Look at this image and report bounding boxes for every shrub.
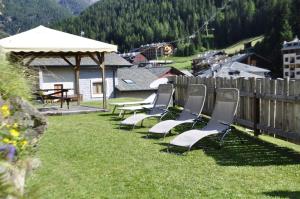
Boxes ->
[0,54,33,100]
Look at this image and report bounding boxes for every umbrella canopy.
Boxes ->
[0,26,117,53]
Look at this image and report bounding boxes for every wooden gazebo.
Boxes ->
[0,26,118,109]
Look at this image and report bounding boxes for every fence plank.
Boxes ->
[275,79,284,130]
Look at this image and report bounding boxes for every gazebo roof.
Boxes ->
[0,26,117,53]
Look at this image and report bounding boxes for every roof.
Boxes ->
[180,70,194,77]
[147,66,171,77]
[116,68,158,91]
[230,53,272,64]
[282,36,300,50]
[196,50,225,60]
[223,62,270,73]
[0,26,117,53]
[28,53,132,67]
[216,68,265,79]
[197,61,269,78]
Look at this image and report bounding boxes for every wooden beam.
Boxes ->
[96,52,106,109]
[61,56,75,68]
[87,52,101,65]
[75,54,81,105]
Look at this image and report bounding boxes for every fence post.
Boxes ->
[253,79,261,137]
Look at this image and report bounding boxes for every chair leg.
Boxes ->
[219,129,231,148]
[122,110,127,119]
[112,106,117,114]
[167,144,171,153]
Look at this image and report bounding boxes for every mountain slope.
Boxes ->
[57,0,100,15]
[54,0,275,51]
[0,0,72,34]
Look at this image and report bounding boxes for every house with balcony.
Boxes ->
[282,37,300,79]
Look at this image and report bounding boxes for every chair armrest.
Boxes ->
[218,120,230,126]
[218,120,236,130]
[191,112,199,117]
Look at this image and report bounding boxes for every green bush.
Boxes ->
[0,54,33,100]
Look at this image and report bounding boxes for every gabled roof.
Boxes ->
[146,65,185,77]
[230,53,272,64]
[222,62,270,73]
[116,68,158,91]
[216,68,264,79]
[197,61,269,78]
[0,26,117,53]
[147,66,171,77]
[28,53,132,67]
[180,70,193,77]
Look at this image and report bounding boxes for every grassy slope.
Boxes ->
[26,102,300,198]
[160,55,197,70]
[224,35,264,55]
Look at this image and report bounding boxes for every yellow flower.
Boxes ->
[12,123,18,129]
[1,105,9,111]
[1,105,10,118]
[6,124,11,128]
[9,129,20,137]
[21,140,28,149]
[3,138,10,144]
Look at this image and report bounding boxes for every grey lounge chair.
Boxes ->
[110,93,156,114]
[118,104,154,118]
[148,84,207,138]
[120,84,174,129]
[169,88,239,152]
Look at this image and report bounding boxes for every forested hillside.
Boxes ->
[53,0,273,51]
[0,0,72,35]
[54,0,300,76]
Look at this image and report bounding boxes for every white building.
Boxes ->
[282,37,300,79]
[29,53,132,101]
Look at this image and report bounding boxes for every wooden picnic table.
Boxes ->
[34,88,72,109]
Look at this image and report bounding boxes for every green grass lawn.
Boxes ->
[26,102,300,198]
[224,35,264,55]
[160,55,197,70]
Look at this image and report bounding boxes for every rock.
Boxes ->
[9,96,48,140]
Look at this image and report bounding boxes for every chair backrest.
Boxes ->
[177,84,207,121]
[149,84,174,115]
[205,88,239,132]
[143,93,157,104]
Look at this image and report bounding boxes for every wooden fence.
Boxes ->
[169,76,300,144]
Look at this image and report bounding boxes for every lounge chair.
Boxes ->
[120,84,174,129]
[118,104,154,118]
[148,84,207,138]
[168,88,239,152]
[110,93,156,114]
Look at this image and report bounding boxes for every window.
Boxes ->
[297,56,300,60]
[285,72,289,77]
[297,71,300,75]
[123,79,135,84]
[284,65,289,69]
[285,57,289,62]
[93,82,102,94]
[291,72,295,78]
[90,79,103,98]
[290,57,295,63]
